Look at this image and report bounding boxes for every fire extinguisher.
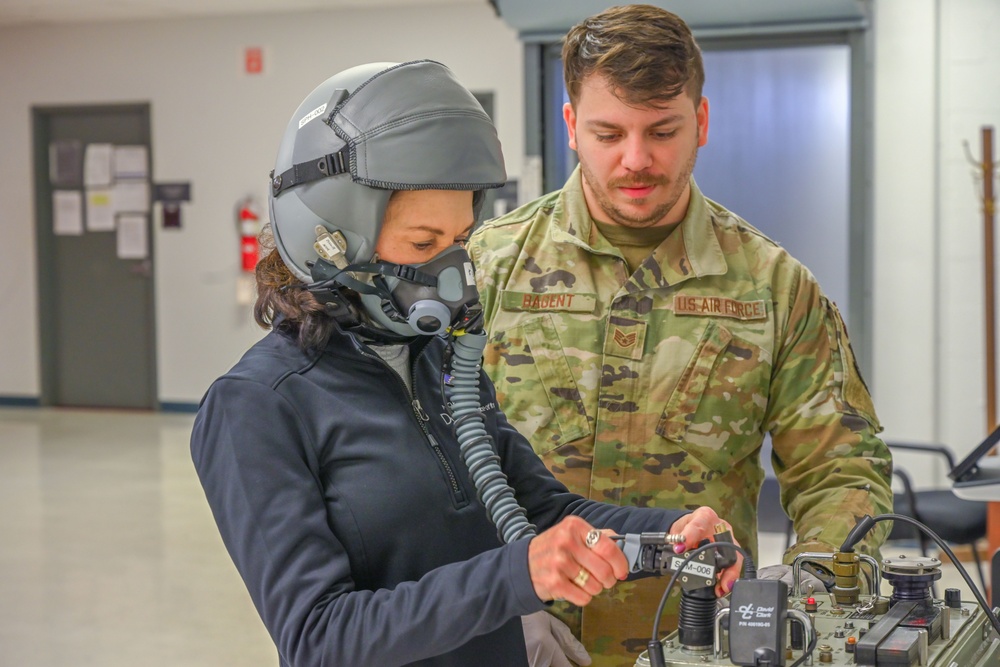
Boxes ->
[238,196,261,272]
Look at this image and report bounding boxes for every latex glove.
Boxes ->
[757,564,827,596]
[521,610,592,667]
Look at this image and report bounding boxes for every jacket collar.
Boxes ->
[550,166,728,286]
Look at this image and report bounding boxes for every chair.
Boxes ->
[886,441,989,593]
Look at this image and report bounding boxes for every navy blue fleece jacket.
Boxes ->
[191,325,687,666]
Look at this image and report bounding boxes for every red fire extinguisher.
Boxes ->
[238,197,260,272]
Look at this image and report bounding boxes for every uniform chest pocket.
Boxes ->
[485,314,591,455]
[656,320,771,473]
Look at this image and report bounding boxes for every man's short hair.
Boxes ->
[562,4,705,108]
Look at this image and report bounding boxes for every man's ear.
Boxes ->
[563,102,578,151]
[697,96,710,148]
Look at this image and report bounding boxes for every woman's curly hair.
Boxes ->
[253,224,338,351]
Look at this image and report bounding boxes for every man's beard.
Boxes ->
[580,146,698,228]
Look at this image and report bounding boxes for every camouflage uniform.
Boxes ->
[467,168,892,667]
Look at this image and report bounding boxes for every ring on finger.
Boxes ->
[573,567,590,588]
[584,529,601,549]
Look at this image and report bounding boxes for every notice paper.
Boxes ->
[86,188,115,231]
[49,140,83,187]
[83,143,113,187]
[113,145,149,180]
[53,190,84,235]
[114,180,149,213]
[117,214,148,259]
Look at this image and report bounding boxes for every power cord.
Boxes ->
[841,513,1000,637]
[787,626,817,667]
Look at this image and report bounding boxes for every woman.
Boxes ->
[191,60,740,667]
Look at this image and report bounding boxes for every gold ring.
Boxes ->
[585,529,601,548]
[573,567,590,588]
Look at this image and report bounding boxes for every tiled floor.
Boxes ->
[0,407,991,666]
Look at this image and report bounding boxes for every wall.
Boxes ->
[0,3,523,405]
[872,0,1000,479]
[3,0,1000,488]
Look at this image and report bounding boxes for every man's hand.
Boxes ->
[521,610,592,667]
[527,515,629,606]
[669,506,744,597]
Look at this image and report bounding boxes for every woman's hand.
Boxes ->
[527,515,627,606]
[527,508,743,604]
[669,506,744,597]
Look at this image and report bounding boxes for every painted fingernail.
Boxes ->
[727,580,735,592]
[673,543,686,554]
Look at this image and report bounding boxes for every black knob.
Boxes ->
[945,588,962,609]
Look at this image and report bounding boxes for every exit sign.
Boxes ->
[245,47,264,75]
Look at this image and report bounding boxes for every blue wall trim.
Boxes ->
[160,402,200,414]
[0,396,41,407]
[0,397,200,412]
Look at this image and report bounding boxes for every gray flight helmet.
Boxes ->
[269,60,507,283]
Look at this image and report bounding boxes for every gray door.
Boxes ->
[33,104,157,409]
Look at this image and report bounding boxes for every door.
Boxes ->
[33,104,157,409]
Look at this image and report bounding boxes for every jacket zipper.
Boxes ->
[409,350,466,503]
[357,344,465,503]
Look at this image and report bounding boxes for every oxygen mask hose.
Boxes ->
[447,331,536,543]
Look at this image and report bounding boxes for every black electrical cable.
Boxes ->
[736,619,817,667]
[845,513,1000,636]
[788,626,817,667]
[647,541,753,667]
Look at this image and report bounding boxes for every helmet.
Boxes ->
[269,60,507,284]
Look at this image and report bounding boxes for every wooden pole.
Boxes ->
[985,126,997,435]
[981,127,1000,578]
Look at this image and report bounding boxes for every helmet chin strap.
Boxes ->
[304,243,482,338]
[357,292,427,338]
[338,260,440,334]
[302,256,439,338]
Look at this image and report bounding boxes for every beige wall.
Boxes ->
[0,3,523,403]
[872,0,1000,478]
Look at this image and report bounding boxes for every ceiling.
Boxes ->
[0,0,481,27]
[0,0,869,31]
[493,0,869,39]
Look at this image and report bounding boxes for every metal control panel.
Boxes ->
[635,554,1000,667]
[638,597,999,666]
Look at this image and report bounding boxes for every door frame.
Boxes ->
[32,102,158,408]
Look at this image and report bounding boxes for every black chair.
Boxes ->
[886,441,989,593]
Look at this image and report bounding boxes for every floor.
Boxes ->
[0,408,275,667]
[0,407,988,667]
